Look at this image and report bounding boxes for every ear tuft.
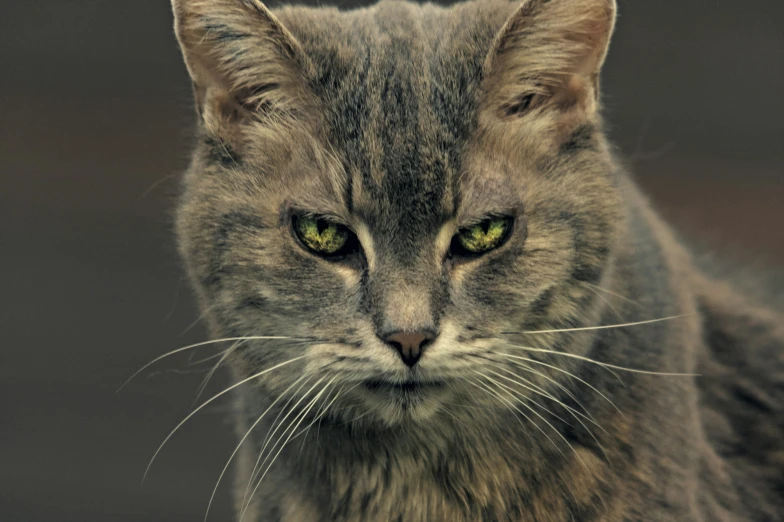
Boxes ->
[171,0,314,132]
[483,0,616,119]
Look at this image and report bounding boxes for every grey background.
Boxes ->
[1,1,781,520]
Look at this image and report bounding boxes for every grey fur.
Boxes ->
[170,0,784,520]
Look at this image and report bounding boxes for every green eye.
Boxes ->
[293,215,355,256]
[452,217,513,256]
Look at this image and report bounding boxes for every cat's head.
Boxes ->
[174,0,621,427]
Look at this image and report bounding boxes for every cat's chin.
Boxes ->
[358,379,451,426]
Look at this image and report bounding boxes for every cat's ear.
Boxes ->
[171,0,313,134]
[482,0,616,120]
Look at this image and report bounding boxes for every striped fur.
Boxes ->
[171,1,784,520]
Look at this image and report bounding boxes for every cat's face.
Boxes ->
[175,0,620,427]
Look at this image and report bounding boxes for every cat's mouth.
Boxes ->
[360,379,451,421]
[363,379,445,394]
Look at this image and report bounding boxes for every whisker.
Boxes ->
[345,409,374,425]
[219,140,242,169]
[203,373,311,522]
[163,276,184,322]
[299,382,360,453]
[441,401,488,411]
[484,366,608,459]
[179,304,219,337]
[139,173,176,200]
[477,372,598,482]
[314,383,359,449]
[118,336,307,392]
[440,407,472,430]
[142,355,307,483]
[498,351,625,414]
[582,281,642,308]
[481,370,574,429]
[583,284,623,320]
[467,378,545,449]
[187,348,233,367]
[486,366,603,432]
[501,336,627,388]
[326,404,362,421]
[241,375,314,509]
[503,343,699,377]
[475,354,585,409]
[193,340,244,404]
[241,378,335,521]
[499,357,602,424]
[501,314,690,336]
[296,384,349,455]
[144,368,210,379]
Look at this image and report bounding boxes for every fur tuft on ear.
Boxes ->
[172,0,314,135]
[482,0,616,119]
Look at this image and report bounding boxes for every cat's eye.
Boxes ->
[500,93,539,118]
[450,217,513,258]
[292,215,358,258]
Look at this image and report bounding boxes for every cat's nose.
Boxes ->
[382,331,435,367]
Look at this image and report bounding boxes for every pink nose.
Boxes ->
[383,331,434,367]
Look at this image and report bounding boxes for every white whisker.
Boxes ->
[296,384,348,455]
[468,378,543,447]
[440,407,472,430]
[179,304,219,337]
[118,336,306,392]
[187,348,234,367]
[242,377,327,514]
[500,357,601,425]
[314,383,359,449]
[142,355,307,483]
[477,372,598,480]
[487,366,603,432]
[498,351,625,414]
[582,281,642,308]
[193,340,244,404]
[503,343,698,377]
[241,375,314,509]
[485,367,608,460]
[506,314,690,336]
[483,368,575,427]
[203,373,311,522]
[479,372,575,440]
[583,284,623,320]
[241,377,336,521]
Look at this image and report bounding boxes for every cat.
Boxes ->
[168,0,784,520]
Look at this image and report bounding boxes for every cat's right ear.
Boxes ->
[171,0,314,137]
[481,0,616,122]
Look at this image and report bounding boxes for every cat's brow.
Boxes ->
[455,171,523,223]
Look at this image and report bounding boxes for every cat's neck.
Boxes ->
[237,394,617,521]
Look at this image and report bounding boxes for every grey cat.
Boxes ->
[169,0,784,520]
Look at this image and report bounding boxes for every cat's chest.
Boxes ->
[281,458,478,522]
[277,444,613,522]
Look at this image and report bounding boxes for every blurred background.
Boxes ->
[0,1,781,520]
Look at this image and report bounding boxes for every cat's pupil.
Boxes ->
[316,219,329,235]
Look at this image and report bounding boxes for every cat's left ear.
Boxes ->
[482,0,616,120]
[171,0,314,136]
